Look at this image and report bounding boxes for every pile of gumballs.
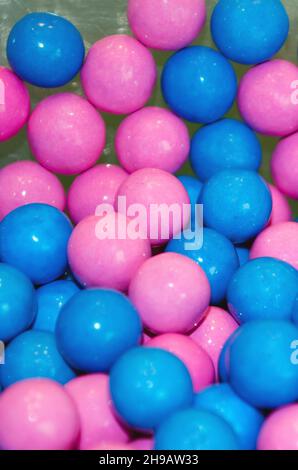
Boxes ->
[0,0,297,451]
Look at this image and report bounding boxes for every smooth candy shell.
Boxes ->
[268,184,292,225]
[271,132,298,200]
[258,405,298,450]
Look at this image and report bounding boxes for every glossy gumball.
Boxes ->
[7,12,85,88]
[177,175,203,226]
[258,405,298,450]
[268,184,292,225]
[235,247,249,267]
[271,132,298,200]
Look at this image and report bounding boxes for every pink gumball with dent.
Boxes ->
[271,132,298,200]
[268,184,292,226]
[0,67,30,141]
[0,378,80,450]
[115,106,190,173]
[128,0,206,50]
[0,160,66,221]
[68,164,128,224]
[68,212,151,290]
[238,60,298,137]
[146,333,214,392]
[28,93,106,175]
[129,252,210,334]
[258,404,298,450]
[132,438,154,451]
[65,374,129,450]
[81,35,157,115]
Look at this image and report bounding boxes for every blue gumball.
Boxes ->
[177,175,202,227]
[211,0,289,65]
[0,203,72,285]
[235,246,250,267]
[161,46,237,124]
[110,347,194,431]
[7,12,85,88]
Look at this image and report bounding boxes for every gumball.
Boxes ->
[68,212,151,290]
[90,442,136,451]
[218,329,239,383]
[132,438,154,451]
[238,60,298,136]
[56,289,142,372]
[161,46,237,124]
[190,119,262,182]
[271,132,298,200]
[28,93,106,175]
[177,175,203,226]
[0,204,72,285]
[65,374,129,450]
[257,404,298,450]
[115,107,190,174]
[211,0,289,65]
[33,280,80,333]
[0,263,37,343]
[110,347,193,431]
[67,164,128,224]
[127,0,206,50]
[268,184,292,225]
[81,35,156,115]
[235,247,249,267]
[195,384,264,450]
[7,12,84,88]
[129,252,210,334]
[0,378,80,450]
[200,170,272,244]
[0,67,30,141]
[155,408,239,450]
[0,330,75,389]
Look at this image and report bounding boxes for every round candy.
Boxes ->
[268,184,292,225]
[0,330,75,389]
[132,438,154,451]
[65,374,129,450]
[161,46,237,124]
[115,106,190,174]
[177,175,203,226]
[211,0,289,65]
[129,252,210,334]
[0,203,73,285]
[235,246,249,267]
[200,170,272,244]
[127,0,206,50]
[0,263,37,343]
[238,59,298,136]
[0,66,30,141]
[190,118,262,182]
[195,384,264,450]
[89,442,136,451]
[257,404,298,450]
[56,289,142,372]
[68,212,151,290]
[110,347,193,431]
[81,34,156,115]
[7,12,85,88]
[67,164,128,224]
[271,132,298,200]
[0,378,80,450]
[28,93,106,175]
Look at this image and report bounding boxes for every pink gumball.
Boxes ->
[146,333,214,392]
[132,438,154,451]
[68,164,128,224]
[271,132,298,200]
[0,160,66,221]
[28,93,106,175]
[65,374,129,450]
[250,221,298,270]
[268,184,292,226]
[0,66,30,141]
[127,0,206,50]
[90,442,136,451]
[68,212,151,290]
[129,252,210,334]
[115,106,190,173]
[238,60,298,137]
[0,378,80,450]
[81,35,157,115]
[258,404,298,450]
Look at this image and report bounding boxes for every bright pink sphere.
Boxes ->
[115,106,190,173]
[0,67,30,141]
[28,93,106,175]
[238,60,298,137]
[129,252,211,334]
[0,378,80,450]
[68,212,151,290]
[250,222,298,270]
[258,405,298,450]
[81,35,157,115]
[65,374,129,450]
[89,442,136,450]
[0,160,66,221]
[271,132,298,200]
[127,0,206,50]
[132,438,154,450]
[67,164,128,224]
[268,184,292,226]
